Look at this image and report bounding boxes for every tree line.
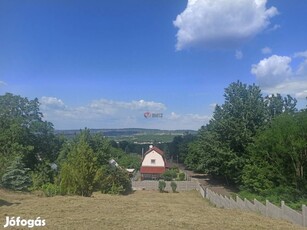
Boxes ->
[180,81,307,207]
[0,93,139,196]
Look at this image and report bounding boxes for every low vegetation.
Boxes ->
[0,189,304,230]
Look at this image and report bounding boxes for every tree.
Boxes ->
[59,137,100,197]
[0,93,61,175]
[265,94,297,119]
[1,155,31,191]
[242,110,307,194]
[185,81,268,184]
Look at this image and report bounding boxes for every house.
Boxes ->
[140,145,167,180]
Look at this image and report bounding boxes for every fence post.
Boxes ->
[266,200,269,217]
[281,201,285,219]
[303,204,306,227]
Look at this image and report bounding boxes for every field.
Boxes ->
[0,189,305,230]
[55,128,197,143]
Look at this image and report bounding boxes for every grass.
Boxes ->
[0,189,305,230]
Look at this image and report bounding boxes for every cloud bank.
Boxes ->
[39,97,210,130]
[251,52,307,99]
[173,0,278,50]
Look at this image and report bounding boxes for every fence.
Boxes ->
[198,185,307,228]
[132,180,197,192]
[133,180,307,227]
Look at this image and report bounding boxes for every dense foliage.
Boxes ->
[0,93,136,196]
[183,81,306,205]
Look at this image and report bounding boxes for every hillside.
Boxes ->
[0,189,304,230]
[55,128,197,143]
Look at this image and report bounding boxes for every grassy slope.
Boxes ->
[0,189,304,230]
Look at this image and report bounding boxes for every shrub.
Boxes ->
[161,170,177,181]
[99,167,132,195]
[171,166,179,173]
[170,181,177,193]
[59,139,100,197]
[158,180,166,193]
[41,183,61,197]
[178,172,185,181]
[30,162,55,191]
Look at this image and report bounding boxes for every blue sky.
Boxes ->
[1,0,307,130]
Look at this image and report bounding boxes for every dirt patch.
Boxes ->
[173,163,237,197]
[0,189,304,230]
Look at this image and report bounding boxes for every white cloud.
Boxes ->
[90,99,166,112]
[267,24,281,32]
[251,55,292,87]
[261,47,272,54]
[0,81,7,87]
[235,50,243,60]
[294,50,307,58]
[168,112,181,120]
[40,96,65,109]
[39,97,169,129]
[163,112,211,130]
[251,53,307,99]
[39,97,210,130]
[173,0,278,50]
[209,103,217,109]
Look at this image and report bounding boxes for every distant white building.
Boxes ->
[140,145,168,180]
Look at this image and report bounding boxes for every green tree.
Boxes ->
[1,155,31,191]
[59,137,99,197]
[185,81,268,184]
[242,110,307,194]
[265,94,297,119]
[0,93,61,175]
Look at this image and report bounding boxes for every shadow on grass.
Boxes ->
[0,199,20,207]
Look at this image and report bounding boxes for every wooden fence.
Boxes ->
[197,184,307,228]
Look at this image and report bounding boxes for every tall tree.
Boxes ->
[265,94,297,119]
[242,110,307,194]
[0,93,61,174]
[185,81,268,184]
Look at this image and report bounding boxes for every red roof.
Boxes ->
[140,166,166,174]
[144,146,164,156]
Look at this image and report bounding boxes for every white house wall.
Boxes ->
[142,150,165,167]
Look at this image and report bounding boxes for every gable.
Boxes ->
[142,150,165,167]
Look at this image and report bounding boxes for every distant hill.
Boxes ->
[55,128,197,143]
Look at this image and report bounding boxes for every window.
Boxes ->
[151,159,156,164]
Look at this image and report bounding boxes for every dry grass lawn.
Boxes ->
[0,189,305,230]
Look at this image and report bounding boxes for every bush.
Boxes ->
[41,183,61,197]
[59,139,100,197]
[30,162,55,191]
[170,181,177,193]
[178,172,185,181]
[171,166,179,173]
[99,167,132,195]
[161,170,177,181]
[158,180,166,193]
